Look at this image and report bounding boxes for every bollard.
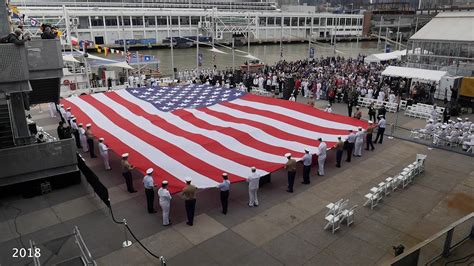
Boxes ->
[122,218,132,248]
[160,256,166,266]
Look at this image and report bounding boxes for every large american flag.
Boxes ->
[63,84,367,193]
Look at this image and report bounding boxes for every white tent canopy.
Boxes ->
[381,66,447,82]
[364,50,406,64]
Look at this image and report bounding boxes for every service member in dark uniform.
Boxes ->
[216,173,230,214]
[183,177,197,226]
[85,124,97,158]
[143,168,156,213]
[301,148,312,184]
[365,121,375,151]
[121,153,137,193]
[335,136,344,168]
[284,153,297,193]
[345,130,356,162]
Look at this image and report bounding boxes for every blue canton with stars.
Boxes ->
[126,84,246,112]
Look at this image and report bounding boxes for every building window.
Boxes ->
[284,17,290,26]
[327,18,333,26]
[191,16,200,25]
[313,18,319,25]
[132,16,143,26]
[180,16,189,26]
[171,16,178,26]
[145,16,155,26]
[105,16,117,26]
[268,17,274,25]
[276,17,281,26]
[91,16,104,27]
[157,16,167,26]
[291,17,297,26]
[123,17,131,26]
[259,17,266,26]
[299,17,305,26]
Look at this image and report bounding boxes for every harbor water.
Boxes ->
[107,41,382,76]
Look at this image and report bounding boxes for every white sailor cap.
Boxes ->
[448,120,453,123]
[162,180,168,185]
[465,118,469,121]
[327,103,331,107]
[285,153,292,157]
[185,177,192,182]
[441,125,447,129]
[251,166,256,171]
[66,107,71,110]
[368,120,373,124]
[457,117,462,121]
[121,153,129,158]
[304,148,310,152]
[428,119,434,122]
[358,126,362,130]
[59,104,64,107]
[99,137,104,141]
[86,123,92,127]
[78,123,83,126]
[71,115,75,118]
[71,117,76,121]
[146,168,154,174]
[222,173,228,177]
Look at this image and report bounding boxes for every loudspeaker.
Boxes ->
[283,77,295,100]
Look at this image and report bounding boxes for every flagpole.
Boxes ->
[121,14,129,81]
[82,44,91,89]
[171,36,175,80]
[279,11,283,61]
[247,30,250,73]
[196,28,199,70]
[232,37,235,72]
[63,5,78,91]
[137,50,141,78]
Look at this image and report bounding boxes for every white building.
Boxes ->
[14,1,364,46]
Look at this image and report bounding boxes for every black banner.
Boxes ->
[76,153,110,207]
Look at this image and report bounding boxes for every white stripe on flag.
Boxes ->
[92,93,271,177]
[67,96,220,188]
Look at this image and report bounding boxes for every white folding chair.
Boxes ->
[324,214,341,234]
[325,199,343,216]
[364,188,382,209]
[340,205,358,227]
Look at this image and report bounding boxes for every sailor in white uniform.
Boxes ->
[158,180,172,226]
[316,138,327,176]
[247,167,260,207]
[354,127,364,157]
[98,137,111,170]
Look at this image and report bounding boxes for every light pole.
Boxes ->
[232,37,235,72]
[279,11,283,61]
[247,30,250,73]
[170,36,175,80]
[196,28,199,70]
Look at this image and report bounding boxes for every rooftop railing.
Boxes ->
[390,213,474,266]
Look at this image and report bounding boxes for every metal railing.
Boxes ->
[390,213,474,266]
[0,138,77,185]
